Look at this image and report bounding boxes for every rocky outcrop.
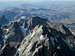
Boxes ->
[24,16,48,30]
[16,22,75,56]
[0,21,24,56]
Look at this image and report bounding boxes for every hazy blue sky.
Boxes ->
[0,0,74,9]
[0,0,74,2]
[0,0,48,2]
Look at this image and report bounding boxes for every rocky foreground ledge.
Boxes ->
[0,16,75,56]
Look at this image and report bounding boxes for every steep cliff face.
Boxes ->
[0,28,4,48]
[2,21,24,44]
[0,21,24,56]
[16,21,75,56]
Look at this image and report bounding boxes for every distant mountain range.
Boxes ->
[0,5,75,26]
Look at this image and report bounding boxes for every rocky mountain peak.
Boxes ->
[0,16,75,56]
[16,20,75,56]
[26,16,48,30]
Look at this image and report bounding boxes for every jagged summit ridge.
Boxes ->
[16,22,75,56]
[0,16,75,56]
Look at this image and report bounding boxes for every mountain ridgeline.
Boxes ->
[0,16,75,56]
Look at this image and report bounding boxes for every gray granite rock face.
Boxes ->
[16,23,75,56]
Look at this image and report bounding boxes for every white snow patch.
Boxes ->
[57,46,60,49]
[4,35,8,39]
[18,48,21,52]
[4,29,9,33]
[40,35,45,40]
